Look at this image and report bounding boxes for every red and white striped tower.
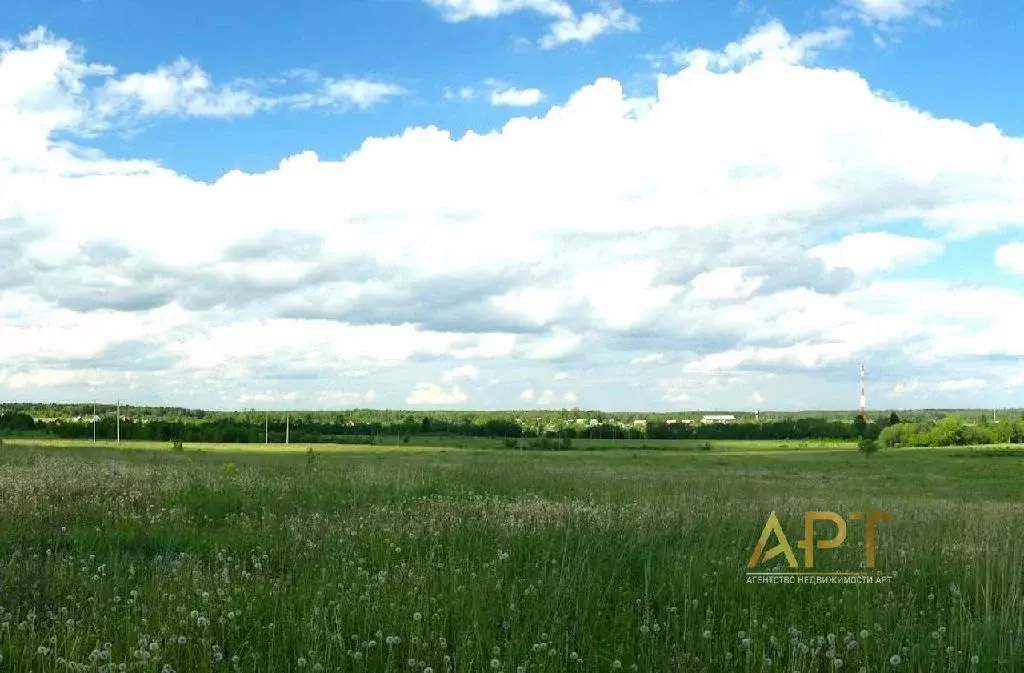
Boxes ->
[859,362,867,421]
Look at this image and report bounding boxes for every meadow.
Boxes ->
[0,441,1021,672]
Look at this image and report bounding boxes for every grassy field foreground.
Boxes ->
[0,444,1022,672]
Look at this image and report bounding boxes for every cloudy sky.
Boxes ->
[1,0,1023,411]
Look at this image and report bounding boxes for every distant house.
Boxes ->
[701,414,736,424]
[632,419,647,426]
[589,419,599,427]
[666,419,694,425]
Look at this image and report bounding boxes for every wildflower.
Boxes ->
[742,638,751,647]
[414,612,423,622]
[703,630,712,639]
[297,657,307,667]
[490,659,501,669]
[859,630,869,639]
[889,654,901,666]
[971,655,979,665]
[834,660,843,669]
[612,661,622,669]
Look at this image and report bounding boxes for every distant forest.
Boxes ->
[1,403,1022,447]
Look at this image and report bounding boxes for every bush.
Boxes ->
[503,438,520,449]
[700,441,713,451]
[171,440,184,452]
[858,437,879,458]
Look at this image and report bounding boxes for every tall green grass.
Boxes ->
[0,445,1020,672]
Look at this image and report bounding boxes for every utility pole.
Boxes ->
[116,400,121,444]
[265,413,269,444]
[285,414,289,445]
[93,403,97,442]
[859,362,867,421]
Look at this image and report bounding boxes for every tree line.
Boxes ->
[2,405,1022,447]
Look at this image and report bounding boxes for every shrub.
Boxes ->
[858,437,879,458]
[171,440,184,452]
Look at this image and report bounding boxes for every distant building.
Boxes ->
[632,419,647,426]
[701,414,736,424]
[666,419,694,425]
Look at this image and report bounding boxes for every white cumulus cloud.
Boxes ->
[441,364,481,381]
[995,242,1024,274]
[406,383,468,405]
[809,232,943,276]
[843,0,944,24]
[539,5,639,49]
[3,22,1024,409]
[490,85,544,107]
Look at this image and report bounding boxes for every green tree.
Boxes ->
[858,436,879,458]
[852,414,867,438]
[888,412,900,426]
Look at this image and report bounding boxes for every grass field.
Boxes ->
[0,442,1021,672]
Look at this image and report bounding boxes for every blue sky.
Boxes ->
[1,0,1023,410]
[6,0,1022,179]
